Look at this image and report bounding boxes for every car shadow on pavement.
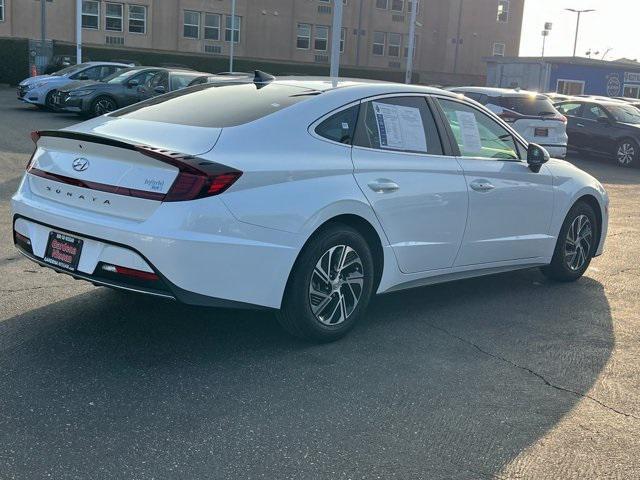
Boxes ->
[0,268,612,479]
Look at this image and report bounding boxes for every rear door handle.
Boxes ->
[368,179,400,193]
[577,123,585,128]
[470,180,495,192]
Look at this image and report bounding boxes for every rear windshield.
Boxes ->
[608,104,640,124]
[497,95,557,116]
[112,82,316,127]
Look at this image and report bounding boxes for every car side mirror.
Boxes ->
[153,85,166,94]
[527,143,550,173]
[597,116,611,125]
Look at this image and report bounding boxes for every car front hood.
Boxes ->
[58,80,101,93]
[19,75,58,86]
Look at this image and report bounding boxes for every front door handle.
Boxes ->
[368,179,400,193]
[576,123,585,128]
[470,180,495,192]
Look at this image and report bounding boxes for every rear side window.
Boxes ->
[353,96,443,155]
[497,95,557,116]
[315,105,359,145]
[112,83,315,127]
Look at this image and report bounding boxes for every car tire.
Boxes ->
[615,139,638,167]
[44,91,56,111]
[541,201,598,282]
[91,96,118,118]
[277,224,375,342]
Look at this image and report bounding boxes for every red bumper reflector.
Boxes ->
[101,264,159,281]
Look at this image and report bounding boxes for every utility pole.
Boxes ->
[566,8,595,57]
[229,0,237,73]
[40,0,46,74]
[452,0,464,73]
[405,1,418,84]
[76,0,82,63]
[329,0,344,82]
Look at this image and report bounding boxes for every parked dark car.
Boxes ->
[138,69,213,100]
[555,99,640,167]
[52,67,164,117]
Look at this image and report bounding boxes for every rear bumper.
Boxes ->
[11,179,301,309]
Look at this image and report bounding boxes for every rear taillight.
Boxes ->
[27,130,41,169]
[558,114,568,124]
[136,146,242,202]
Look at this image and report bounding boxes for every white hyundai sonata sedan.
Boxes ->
[11,75,609,341]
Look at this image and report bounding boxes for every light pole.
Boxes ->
[404,1,419,84]
[565,8,595,57]
[76,0,82,63]
[329,0,344,82]
[229,0,237,73]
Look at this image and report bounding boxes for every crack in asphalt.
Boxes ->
[425,322,640,422]
[0,284,72,293]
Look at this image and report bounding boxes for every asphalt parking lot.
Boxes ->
[1,85,639,479]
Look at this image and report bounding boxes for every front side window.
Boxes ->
[581,104,608,121]
[225,15,241,42]
[388,33,401,57]
[373,32,386,55]
[497,0,509,23]
[82,1,100,29]
[353,96,443,155]
[105,3,123,32]
[315,105,360,145]
[314,26,329,51]
[297,23,311,49]
[128,5,147,34]
[438,98,520,160]
[204,13,221,40]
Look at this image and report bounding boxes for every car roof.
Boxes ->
[82,61,133,67]
[449,86,543,97]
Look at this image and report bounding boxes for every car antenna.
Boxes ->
[253,70,275,88]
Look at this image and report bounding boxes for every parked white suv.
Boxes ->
[17,62,132,110]
[449,87,569,158]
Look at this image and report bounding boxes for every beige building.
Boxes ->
[0,0,524,81]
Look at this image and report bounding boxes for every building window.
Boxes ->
[204,13,221,40]
[376,0,388,9]
[497,0,509,23]
[0,0,5,22]
[557,79,585,96]
[624,84,640,99]
[128,5,147,34]
[340,27,346,53]
[408,0,419,14]
[314,25,329,51]
[492,42,506,56]
[105,3,123,32]
[184,11,200,39]
[372,32,386,55]
[225,15,241,42]
[82,1,100,30]
[297,23,311,49]
[391,0,404,12]
[388,33,401,57]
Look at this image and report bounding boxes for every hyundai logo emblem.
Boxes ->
[72,157,89,172]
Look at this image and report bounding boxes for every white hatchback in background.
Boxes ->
[12,75,608,342]
[449,87,569,158]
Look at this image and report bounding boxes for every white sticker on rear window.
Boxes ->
[372,102,428,152]
[455,110,483,153]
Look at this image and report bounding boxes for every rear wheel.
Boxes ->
[277,224,375,342]
[541,201,598,282]
[615,139,638,167]
[91,96,118,117]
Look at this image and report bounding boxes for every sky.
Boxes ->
[519,0,640,61]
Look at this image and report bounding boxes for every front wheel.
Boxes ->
[91,96,118,117]
[615,139,638,167]
[277,224,375,342]
[541,202,598,282]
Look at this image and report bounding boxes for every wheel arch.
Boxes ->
[573,193,604,250]
[91,94,119,109]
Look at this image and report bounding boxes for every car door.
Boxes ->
[351,95,468,274]
[141,71,168,99]
[555,101,584,149]
[435,97,555,266]
[122,70,159,105]
[578,103,616,154]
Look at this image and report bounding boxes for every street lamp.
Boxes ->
[565,8,595,57]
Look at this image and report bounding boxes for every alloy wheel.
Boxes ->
[617,142,635,166]
[95,98,116,116]
[308,245,364,326]
[564,214,593,271]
